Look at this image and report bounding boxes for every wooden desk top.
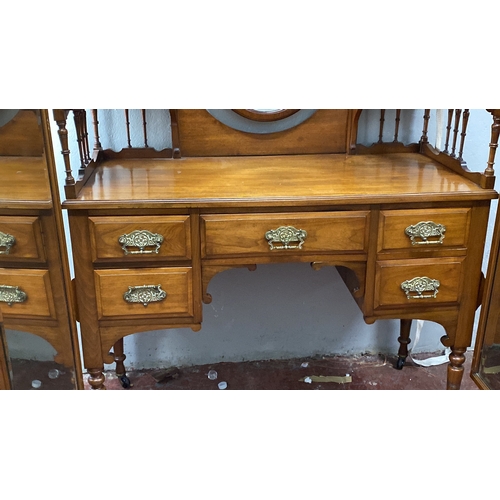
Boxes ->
[0,157,52,209]
[63,153,498,210]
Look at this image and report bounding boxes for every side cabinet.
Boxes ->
[472,205,500,389]
[0,109,82,390]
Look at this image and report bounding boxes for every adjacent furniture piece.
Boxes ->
[54,109,500,390]
[0,109,82,389]
[472,109,500,389]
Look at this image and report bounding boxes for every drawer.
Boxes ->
[0,216,46,262]
[201,211,370,258]
[378,208,471,253]
[0,268,56,319]
[88,216,191,262]
[374,258,464,309]
[94,267,194,319]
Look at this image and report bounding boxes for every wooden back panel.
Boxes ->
[177,109,355,157]
[0,110,44,156]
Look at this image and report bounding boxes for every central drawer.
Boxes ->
[94,267,194,319]
[201,211,370,258]
[88,216,191,262]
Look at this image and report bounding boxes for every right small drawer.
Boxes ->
[378,208,471,253]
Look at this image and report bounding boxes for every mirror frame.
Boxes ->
[232,109,300,122]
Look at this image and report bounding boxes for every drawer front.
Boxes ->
[0,268,55,319]
[0,216,45,261]
[94,267,193,319]
[378,208,471,252]
[201,212,370,258]
[89,216,191,262]
[374,258,464,309]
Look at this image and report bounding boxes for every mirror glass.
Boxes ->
[3,329,76,390]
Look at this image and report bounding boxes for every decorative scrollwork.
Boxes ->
[400,277,440,300]
[118,230,164,255]
[404,221,446,245]
[265,226,307,250]
[0,231,16,255]
[0,285,27,306]
[123,284,167,307]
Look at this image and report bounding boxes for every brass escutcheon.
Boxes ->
[265,226,307,250]
[0,231,16,255]
[123,284,167,307]
[400,276,440,299]
[0,285,28,306]
[118,230,164,255]
[405,221,446,245]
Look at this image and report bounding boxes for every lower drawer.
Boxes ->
[374,258,464,309]
[0,268,56,319]
[94,267,194,319]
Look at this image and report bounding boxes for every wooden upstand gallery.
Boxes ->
[53,109,500,390]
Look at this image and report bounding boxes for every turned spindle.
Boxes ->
[92,109,102,151]
[142,109,149,147]
[125,109,132,147]
[54,110,75,186]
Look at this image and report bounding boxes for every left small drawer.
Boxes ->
[88,216,192,262]
[0,216,46,262]
[0,268,56,319]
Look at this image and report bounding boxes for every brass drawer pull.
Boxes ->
[0,285,28,306]
[401,277,440,300]
[265,226,307,250]
[123,284,167,307]
[0,231,16,255]
[118,230,164,255]
[404,221,446,245]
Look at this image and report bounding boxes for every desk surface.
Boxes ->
[0,157,52,209]
[64,153,497,209]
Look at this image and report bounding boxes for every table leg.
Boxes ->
[113,338,131,389]
[447,346,467,390]
[87,367,106,390]
[396,319,412,369]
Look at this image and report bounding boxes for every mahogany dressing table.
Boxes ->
[53,109,500,390]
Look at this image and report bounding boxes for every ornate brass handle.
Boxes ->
[0,285,28,306]
[118,230,164,255]
[0,231,16,255]
[123,284,167,307]
[265,226,307,250]
[404,221,446,245]
[400,277,440,299]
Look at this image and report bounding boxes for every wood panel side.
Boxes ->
[177,109,350,156]
[68,211,104,368]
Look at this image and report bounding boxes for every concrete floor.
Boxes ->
[84,351,479,390]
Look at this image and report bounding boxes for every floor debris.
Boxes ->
[300,375,352,384]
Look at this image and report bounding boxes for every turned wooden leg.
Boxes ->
[396,319,412,370]
[447,347,467,390]
[113,338,126,377]
[87,367,106,390]
[113,338,131,389]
